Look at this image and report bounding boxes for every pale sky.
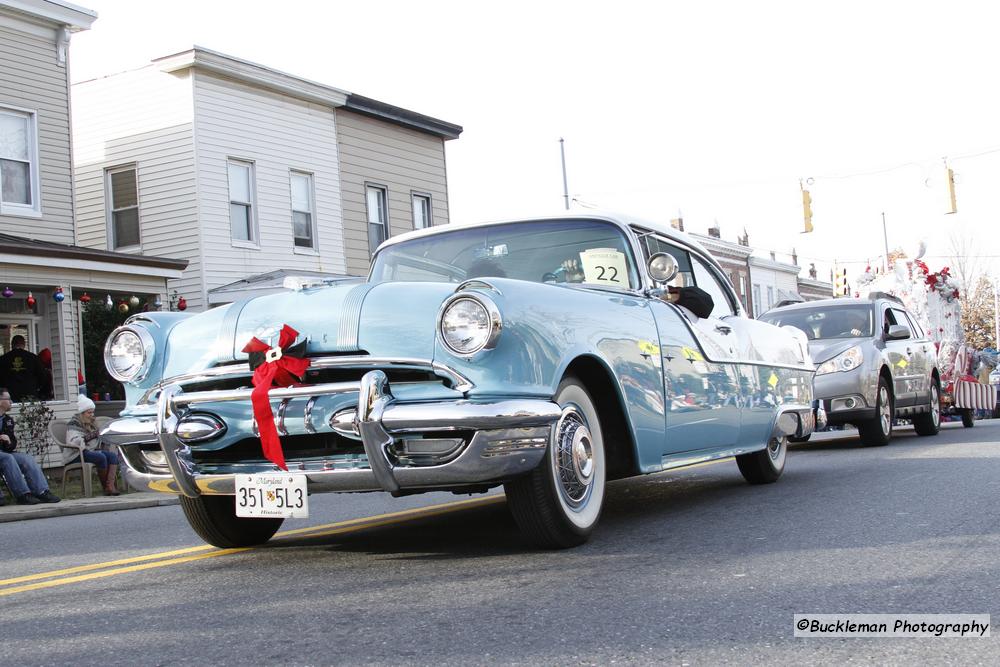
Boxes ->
[68,0,1000,286]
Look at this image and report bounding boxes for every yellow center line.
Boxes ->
[0,494,506,595]
[1,459,732,597]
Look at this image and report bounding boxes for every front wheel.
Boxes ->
[180,495,284,548]
[736,435,787,484]
[912,382,941,436]
[504,376,607,549]
[859,378,893,446]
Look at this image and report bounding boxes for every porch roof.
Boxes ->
[0,233,187,278]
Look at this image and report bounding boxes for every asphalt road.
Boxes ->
[3,421,999,665]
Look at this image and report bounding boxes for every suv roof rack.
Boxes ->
[867,291,903,305]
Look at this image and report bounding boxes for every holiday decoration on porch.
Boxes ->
[177,296,187,311]
[2,286,12,298]
[79,292,91,303]
[129,295,140,308]
[105,294,114,309]
[53,287,65,302]
[25,292,35,308]
[241,325,310,470]
[117,300,129,314]
[153,295,163,309]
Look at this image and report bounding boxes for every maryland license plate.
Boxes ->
[235,473,309,519]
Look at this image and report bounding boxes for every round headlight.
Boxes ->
[104,326,153,383]
[438,294,502,356]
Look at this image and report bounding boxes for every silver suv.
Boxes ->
[759,294,940,445]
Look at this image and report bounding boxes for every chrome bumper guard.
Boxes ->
[771,400,826,440]
[113,370,560,498]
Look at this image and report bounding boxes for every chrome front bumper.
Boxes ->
[108,370,559,498]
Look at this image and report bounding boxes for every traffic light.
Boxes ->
[945,165,957,214]
[833,268,849,296]
[800,181,814,233]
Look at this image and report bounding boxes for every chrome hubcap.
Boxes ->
[767,437,783,461]
[879,386,891,434]
[554,408,594,506]
[931,386,940,426]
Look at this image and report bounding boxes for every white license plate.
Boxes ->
[235,473,309,519]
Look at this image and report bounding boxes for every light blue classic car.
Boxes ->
[103,213,821,549]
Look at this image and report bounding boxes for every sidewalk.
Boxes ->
[0,491,179,523]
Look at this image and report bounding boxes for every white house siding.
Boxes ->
[71,67,204,308]
[749,257,800,317]
[0,15,74,243]
[192,73,345,307]
[335,109,450,276]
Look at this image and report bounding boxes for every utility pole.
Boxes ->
[559,138,569,210]
[881,212,890,271]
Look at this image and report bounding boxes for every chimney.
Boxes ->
[792,248,798,265]
[670,217,684,232]
[708,222,721,239]
[770,251,776,261]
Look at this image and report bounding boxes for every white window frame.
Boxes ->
[228,158,258,247]
[289,170,317,252]
[0,106,41,218]
[752,283,762,318]
[105,164,140,250]
[411,191,432,229]
[365,183,389,256]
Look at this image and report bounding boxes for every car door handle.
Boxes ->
[715,325,732,335]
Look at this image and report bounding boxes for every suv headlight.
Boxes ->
[437,293,502,356]
[104,326,155,383]
[816,345,863,375]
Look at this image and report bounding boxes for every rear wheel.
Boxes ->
[180,495,284,548]
[859,378,893,446]
[912,382,941,436]
[505,376,607,549]
[961,409,975,428]
[736,435,787,484]
[788,434,811,444]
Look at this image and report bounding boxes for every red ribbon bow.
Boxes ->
[241,324,310,470]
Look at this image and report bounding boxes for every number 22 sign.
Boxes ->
[579,248,628,287]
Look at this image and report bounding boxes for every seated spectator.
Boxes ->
[0,387,60,505]
[66,395,120,496]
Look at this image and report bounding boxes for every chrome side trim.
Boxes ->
[138,356,474,403]
[337,283,375,350]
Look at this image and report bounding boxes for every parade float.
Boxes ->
[855,250,996,427]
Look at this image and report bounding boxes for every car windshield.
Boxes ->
[759,304,874,340]
[369,219,639,289]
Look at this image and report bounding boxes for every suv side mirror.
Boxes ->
[885,324,910,340]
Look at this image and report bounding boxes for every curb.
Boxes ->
[0,493,180,523]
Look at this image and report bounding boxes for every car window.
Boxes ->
[903,311,925,338]
[889,308,912,336]
[759,304,873,340]
[691,255,737,317]
[370,219,639,289]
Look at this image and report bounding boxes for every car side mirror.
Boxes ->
[885,324,910,340]
[647,253,678,284]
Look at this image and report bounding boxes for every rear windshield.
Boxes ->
[369,219,638,289]
[759,304,874,340]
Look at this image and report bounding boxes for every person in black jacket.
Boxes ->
[0,335,47,402]
[0,387,60,505]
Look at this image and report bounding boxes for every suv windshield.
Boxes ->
[759,304,874,340]
[370,219,638,289]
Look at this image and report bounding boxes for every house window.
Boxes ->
[0,107,40,216]
[228,159,256,243]
[107,166,140,249]
[752,283,761,317]
[290,171,315,249]
[739,275,748,309]
[366,184,388,255]
[412,193,431,229]
[766,286,774,310]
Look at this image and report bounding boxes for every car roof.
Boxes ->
[763,297,881,314]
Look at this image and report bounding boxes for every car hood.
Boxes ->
[808,338,864,364]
